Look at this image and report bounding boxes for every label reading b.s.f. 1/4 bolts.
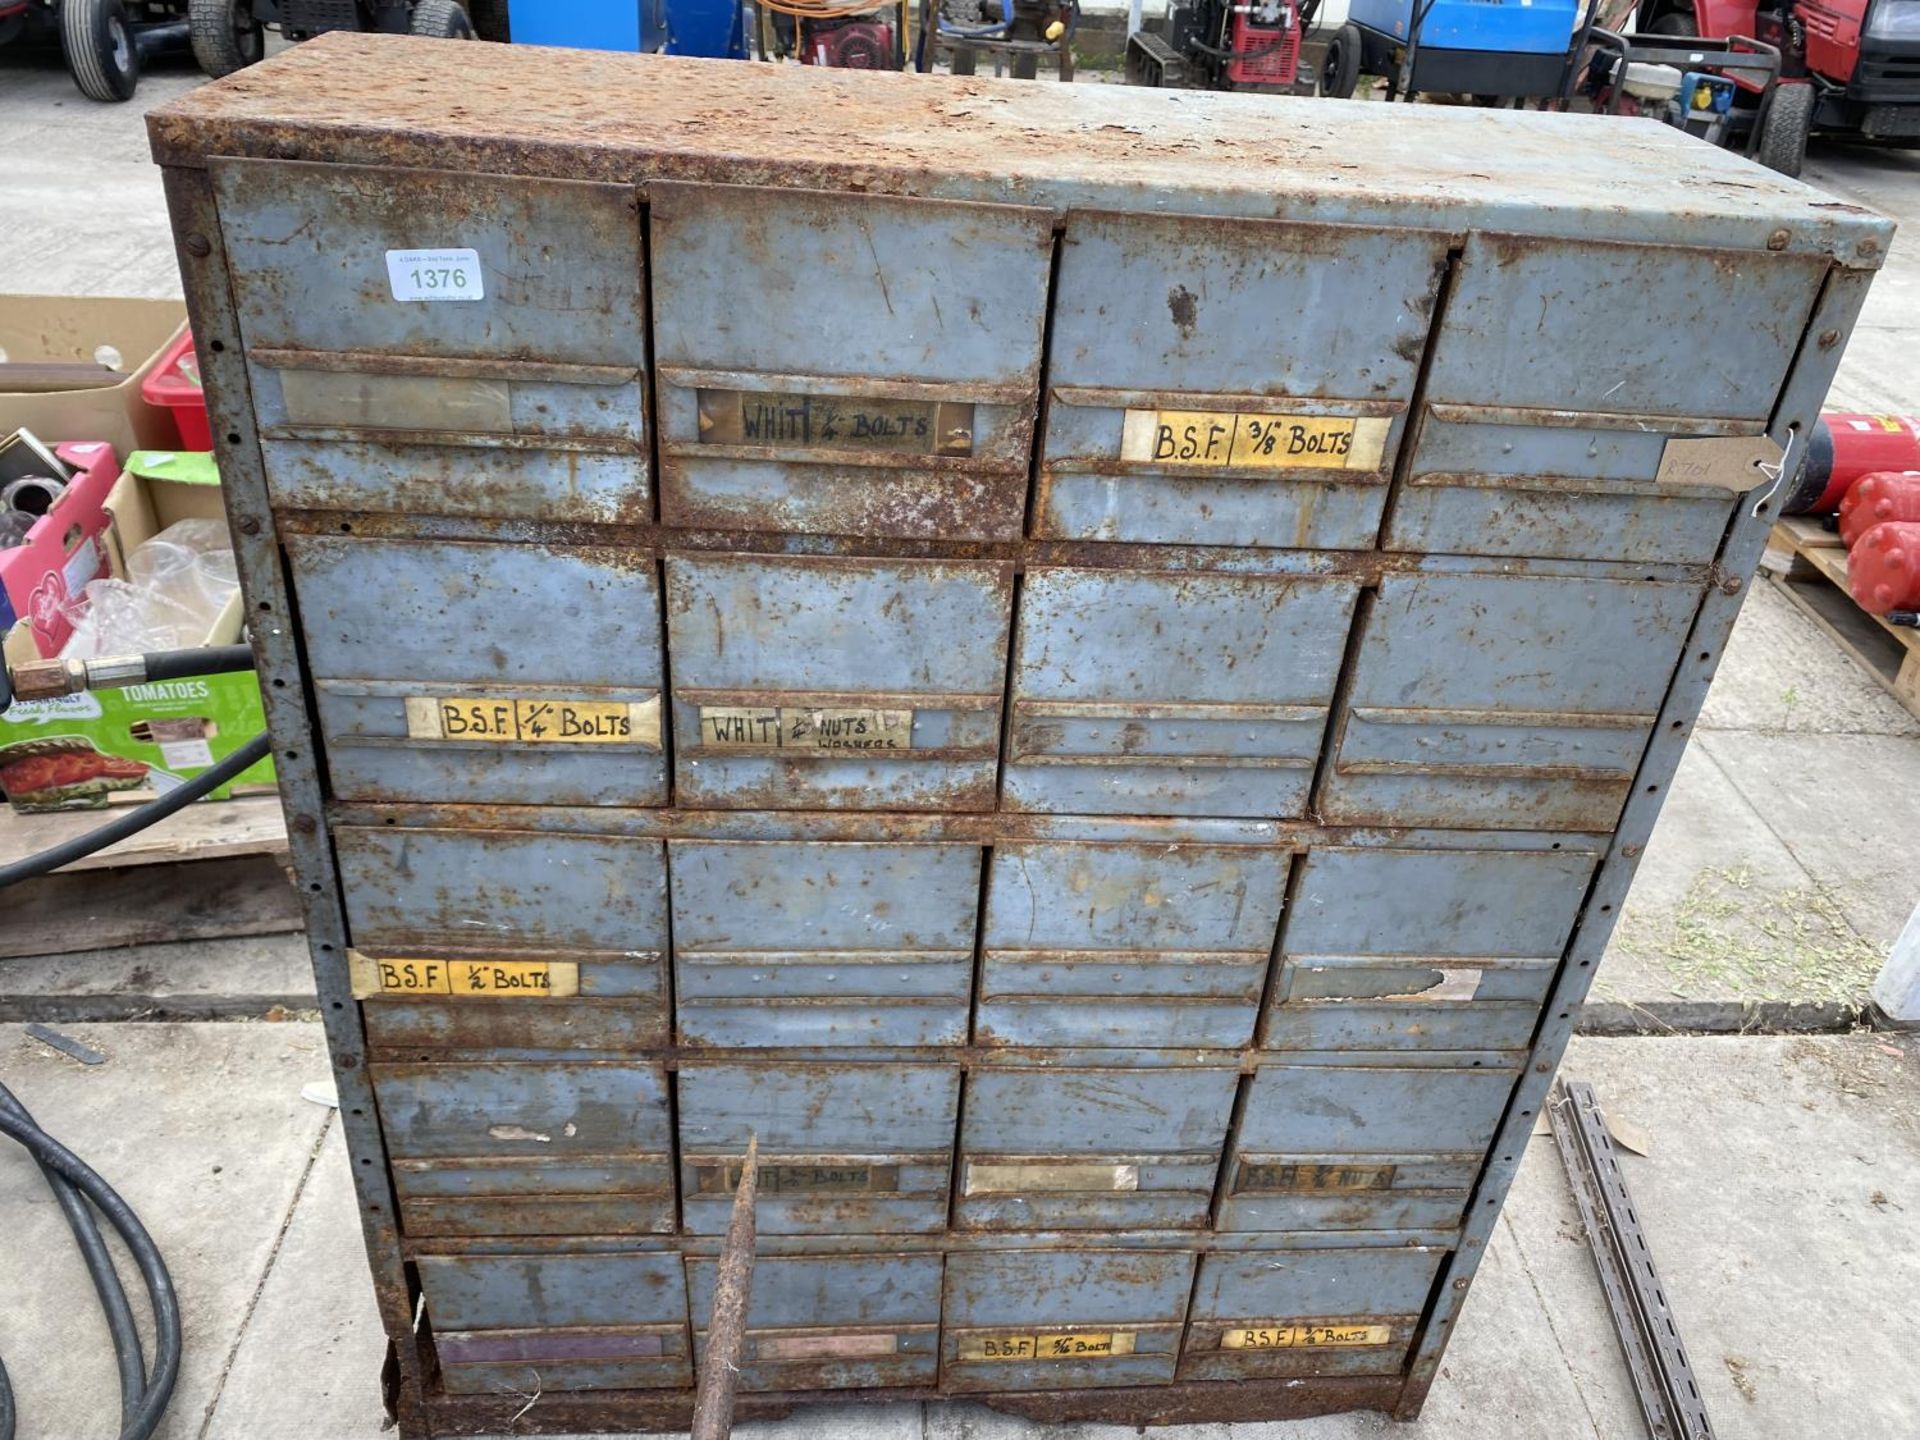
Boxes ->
[1121,409,1390,471]
[404,696,661,748]
[347,951,580,999]
[386,248,484,302]
[958,1331,1137,1362]
[1221,1323,1393,1350]
[697,705,914,753]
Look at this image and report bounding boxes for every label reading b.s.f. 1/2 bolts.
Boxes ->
[404,696,661,748]
[1120,409,1389,471]
[386,248,484,302]
[697,705,914,753]
[347,951,581,999]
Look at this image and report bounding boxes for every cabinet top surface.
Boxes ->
[150,32,1889,263]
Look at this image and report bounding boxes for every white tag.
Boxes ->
[62,538,101,595]
[159,737,216,769]
[385,248,484,302]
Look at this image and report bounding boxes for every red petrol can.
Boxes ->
[1848,521,1920,615]
[1839,471,1920,546]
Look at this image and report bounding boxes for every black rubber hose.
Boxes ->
[0,1350,14,1440]
[0,1086,146,1426]
[0,1082,181,1440]
[139,644,255,684]
[0,731,272,891]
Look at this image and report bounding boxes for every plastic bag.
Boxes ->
[60,519,240,658]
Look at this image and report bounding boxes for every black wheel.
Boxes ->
[61,0,139,102]
[409,0,476,37]
[466,0,508,39]
[1648,8,1696,34]
[1320,22,1361,98]
[1757,81,1815,176]
[189,0,265,77]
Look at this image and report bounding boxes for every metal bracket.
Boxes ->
[1547,1079,1714,1440]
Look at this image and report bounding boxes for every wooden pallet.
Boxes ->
[0,795,298,959]
[1766,516,1920,717]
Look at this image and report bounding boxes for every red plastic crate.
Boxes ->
[140,327,212,451]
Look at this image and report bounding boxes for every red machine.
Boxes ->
[1226,0,1304,85]
[1839,470,1920,544]
[1639,0,1920,173]
[1784,412,1920,514]
[1848,521,1920,614]
[1129,0,1309,90]
[798,13,895,64]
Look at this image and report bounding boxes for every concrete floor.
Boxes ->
[2,35,1920,1440]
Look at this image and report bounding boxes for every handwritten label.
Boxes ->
[386,248,484,302]
[404,696,661,748]
[1121,409,1389,471]
[1236,1161,1395,1193]
[698,388,975,457]
[347,951,580,999]
[755,1332,899,1361]
[958,1331,1137,1362]
[1654,434,1784,492]
[695,1162,895,1194]
[964,1162,1139,1194]
[1222,1323,1392,1350]
[697,705,914,753]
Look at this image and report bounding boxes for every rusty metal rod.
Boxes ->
[690,1133,758,1440]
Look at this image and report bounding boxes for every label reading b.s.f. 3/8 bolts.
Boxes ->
[1121,409,1389,471]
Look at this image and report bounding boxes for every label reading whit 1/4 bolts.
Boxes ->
[404,696,661,748]
[958,1331,1138,1362]
[386,248,484,302]
[697,705,914,753]
[1221,1323,1393,1351]
[347,951,580,999]
[1121,409,1390,471]
[697,389,976,457]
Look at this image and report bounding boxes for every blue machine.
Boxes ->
[507,0,744,56]
[1331,0,1590,99]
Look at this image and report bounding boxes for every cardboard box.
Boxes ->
[0,296,191,458]
[0,436,121,656]
[0,453,275,813]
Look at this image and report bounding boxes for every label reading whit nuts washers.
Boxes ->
[386,248,484,302]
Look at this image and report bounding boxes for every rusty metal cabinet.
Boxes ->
[153,34,1886,1436]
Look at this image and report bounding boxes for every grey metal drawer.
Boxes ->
[289,537,665,807]
[1388,232,1825,565]
[977,841,1291,1049]
[677,1061,960,1235]
[216,160,648,521]
[417,1251,689,1394]
[1003,568,1360,818]
[665,553,1012,811]
[1038,211,1449,549]
[1262,839,1601,1052]
[942,1249,1195,1392]
[669,840,979,1048]
[1179,1245,1446,1381]
[1316,569,1700,830]
[650,183,1049,541]
[1218,1055,1520,1233]
[687,1253,942,1393]
[957,1061,1239,1231]
[373,1062,673,1238]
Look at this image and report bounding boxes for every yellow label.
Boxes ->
[958,1331,1136,1362]
[347,951,580,999]
[404,695,661,748]
[1222,1323,1393,1350]
[965,1162,1139,1194]
[1120,409,1389,471]
[697,705,914,752]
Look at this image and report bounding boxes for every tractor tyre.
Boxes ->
[1757,81,1815,177]
[1321,22,1361,98]
[409,0,476,37]
[1648,8,1696,34]
[189,0,265,77]
[61,0,139,102]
